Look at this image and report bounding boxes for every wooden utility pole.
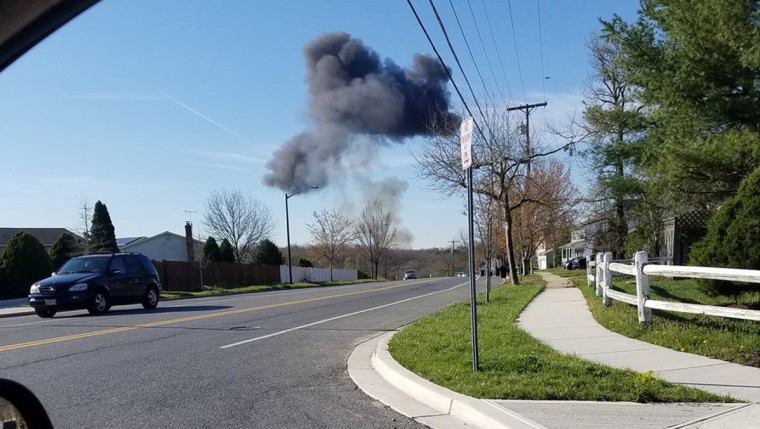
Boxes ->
[507,102,547,176]
[449,240,457,277]
[507,102,546,277]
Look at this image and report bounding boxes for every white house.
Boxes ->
[558,223,599,264]
[119,223,203,262]
[535,242,555,270]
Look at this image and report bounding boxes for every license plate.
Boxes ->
[44,299,56,306]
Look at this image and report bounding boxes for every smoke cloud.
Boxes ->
[264,32,459,192]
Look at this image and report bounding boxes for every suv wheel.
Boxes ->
[142,286,159,309]
[87,290,110,315]
[34,308,56,318]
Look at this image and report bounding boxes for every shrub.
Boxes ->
[219,239,235,263]
[690,165,760,299]
[0,231,53,298]
[297,258,314,268]
[201,237,222,262]
[253,239,284,265]
[49,232,80,269]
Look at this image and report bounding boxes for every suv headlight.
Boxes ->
[30,284,40,294]
[69,283,89,292]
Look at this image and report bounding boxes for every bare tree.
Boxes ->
[415,108,576,284]
[78,197,92,254]
[356,200,398,279]
[473,192,500,300]
[203,190,276,262]
[512,160,575,275]
[307,209,355,281]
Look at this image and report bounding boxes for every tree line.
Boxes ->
[0,201,118,298]
[567,0,760,298]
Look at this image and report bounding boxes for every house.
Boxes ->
[558,223,600,265]
[118,222,203,263]
[535,242,555,270]
[0,227,81,259]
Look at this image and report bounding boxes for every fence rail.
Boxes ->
[586,251,760,324]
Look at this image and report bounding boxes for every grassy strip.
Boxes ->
[389,274,731,402]
[160,279,379,300]
[568,274,760,368]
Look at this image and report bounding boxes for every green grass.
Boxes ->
[570,275,760,368]
[160,279,379,300]
[389,274,731,402]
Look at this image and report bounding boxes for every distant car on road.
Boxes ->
[28,253,162,318]
[456,271,466,277]
[403,270,417,280]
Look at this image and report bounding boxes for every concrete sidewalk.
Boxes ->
[525,272,760,403]
[0,298,34,318]
[348,273,759,429]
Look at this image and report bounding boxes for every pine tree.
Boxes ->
[253,239,284,265]
[90,201,118,253]
[690,165,760,299]
[49,232,80,269]
[0,231,53,298]
[219,239,235,263]
[201,237,222,262]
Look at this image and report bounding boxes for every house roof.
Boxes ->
[0,227,80,247]
[120,231,203,249]
[115,236,146,246]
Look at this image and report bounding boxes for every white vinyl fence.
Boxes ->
[586,251,760,324]
[280,266,358,283]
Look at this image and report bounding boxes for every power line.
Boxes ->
[466,0,507,106]
[405,0,489,145]
[480,0,513,102]
[536,0,547,101]
[428,0,494,140]
[448,0,497,110]
[506,0,528,104]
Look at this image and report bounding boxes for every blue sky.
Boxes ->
[0,0,639,249]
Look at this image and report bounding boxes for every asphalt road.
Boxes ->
[0,276,479,428]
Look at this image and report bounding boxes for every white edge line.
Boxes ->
[219,282,467,349]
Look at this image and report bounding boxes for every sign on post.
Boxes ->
[460,116,473,170]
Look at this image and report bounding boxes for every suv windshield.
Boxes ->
[57,256,110,274]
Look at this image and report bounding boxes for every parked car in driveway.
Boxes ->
[563,256,587,270]
[28,253,162,318]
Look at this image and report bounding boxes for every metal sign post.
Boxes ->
[460,117,479,372]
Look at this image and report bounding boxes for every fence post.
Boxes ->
[603,252,612,306]
[635,251,652,324]
[586,255,592,288]
[595,253,603,297]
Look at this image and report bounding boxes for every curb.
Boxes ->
[0,308,35,319]
[370,331,546,429]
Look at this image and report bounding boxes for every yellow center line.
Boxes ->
[0,280,434,353]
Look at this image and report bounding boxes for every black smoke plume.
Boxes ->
[264,32,459,192]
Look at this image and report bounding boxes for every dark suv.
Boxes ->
[28,253,162,318]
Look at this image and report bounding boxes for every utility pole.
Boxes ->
[508,102,546,277]
[449,240,457,277]
[507,102,547,178]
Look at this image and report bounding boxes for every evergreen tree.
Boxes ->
[297,258,314,268]
[90,201,118,253]
[0,231,53,298]
[690,165,760,299]
[604,0,760,206]
[201,237,222,262]
[219,239,235,262]
[49,232,80,269]
[253,239,284,265]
